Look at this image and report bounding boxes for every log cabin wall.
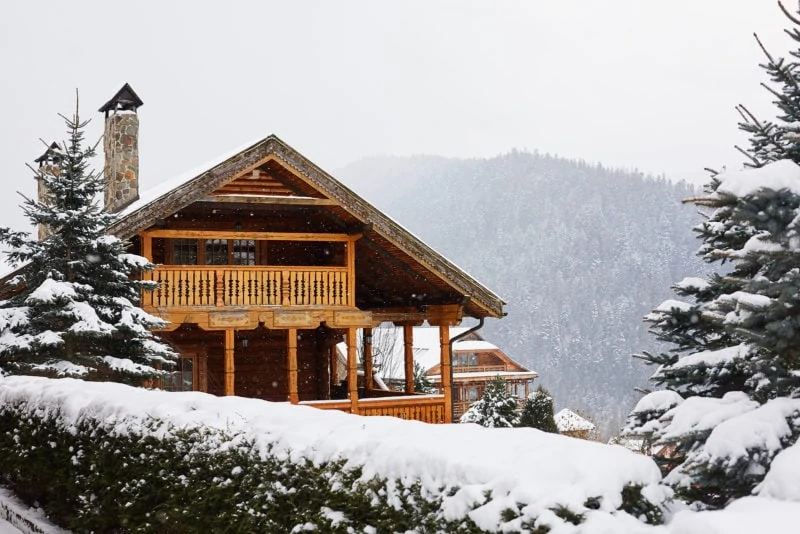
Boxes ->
[159,325,345,402]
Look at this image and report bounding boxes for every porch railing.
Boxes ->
[301,395,447,424]
[143,266,351,308]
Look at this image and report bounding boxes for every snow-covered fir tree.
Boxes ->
[460,375,519,428]
[0,102,175,384]
[412,361,434,394]
[517,386,558,432]
[626,3,800,509]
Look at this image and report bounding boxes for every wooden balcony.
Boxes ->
[302,394,447,424]
[452,364,506,374]
[143,266,352,308]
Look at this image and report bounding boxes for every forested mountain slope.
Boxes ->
[338,151,704,437]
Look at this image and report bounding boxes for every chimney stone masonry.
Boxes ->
[99,83,143,213]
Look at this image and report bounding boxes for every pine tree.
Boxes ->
[0,99,175,384]
[459,375,519,428]
[517,386,558,432]
[627,3,800,508]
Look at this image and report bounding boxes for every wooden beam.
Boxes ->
[439,325,452,423]
[404,324,415,393]
[287,328,299,404]
[224,329,235,396]
[141,229,354,242]
[426,304,464,327]
[346,327,358,414]
[198,195,339,206]
[363,328,373,390]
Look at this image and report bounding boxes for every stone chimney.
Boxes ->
[34,142,61,240]
[98,83,143,213]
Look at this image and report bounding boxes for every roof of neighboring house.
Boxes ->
[3,134,506,319]
[555,409,596,432]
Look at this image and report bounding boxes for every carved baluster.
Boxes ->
[281,271,291,306]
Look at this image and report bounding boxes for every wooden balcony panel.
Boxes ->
[143,266,351,308]
[451,364,507,374]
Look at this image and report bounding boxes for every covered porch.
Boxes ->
[155,307,460,423]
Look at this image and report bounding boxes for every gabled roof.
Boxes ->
[555,409,596,432]
[108,135,505,318]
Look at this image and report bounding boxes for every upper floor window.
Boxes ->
[205,239,229,265]
[173,239,197,265]
[232,239,256,265]
[453,352,478,367]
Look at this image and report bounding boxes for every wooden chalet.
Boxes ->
[26,84,505,424]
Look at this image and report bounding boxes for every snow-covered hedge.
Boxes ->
[0,377,668,532]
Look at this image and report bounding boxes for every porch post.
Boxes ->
[140,233,152,261]
[287,328,299,404]
[224,329,235,396]
[404,324,415,393]
[363,327,374,390]
[346,327,358,414]
[439,325,452,423]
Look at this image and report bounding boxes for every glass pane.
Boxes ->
[205,239,229,265]
[232,239,256,265]
[173,239,197,265]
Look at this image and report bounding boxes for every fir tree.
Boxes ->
[459,375,519,428]
[412,361,434,394]
[0,99,175,384]
[627,2,800,508]
[517,386,558,432]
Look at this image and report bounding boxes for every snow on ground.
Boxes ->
[3,376,800,533]
[0,376,664,531]
[0,488,67,534]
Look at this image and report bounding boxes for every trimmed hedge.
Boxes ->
[0,396,663,533]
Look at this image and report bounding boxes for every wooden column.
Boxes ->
[287,328,299,404]
[439,325,452,423]
[140,233,152,261]
[363,327,374,390]
[224,329,235,396]
[346,327,358,414]
[404,324,415,393]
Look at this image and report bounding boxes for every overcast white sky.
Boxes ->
[0,1,793,233]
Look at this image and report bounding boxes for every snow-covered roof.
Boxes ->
[102,134,505,319]
[555,408,596,432]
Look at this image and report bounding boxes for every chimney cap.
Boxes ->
[98,83,143,115]
[34,141,62,164]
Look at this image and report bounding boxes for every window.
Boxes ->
[232,239,256,265]
[205,239,229,265]
[453,352,478,367]
[162,358,194,392]
[173,239,197,265]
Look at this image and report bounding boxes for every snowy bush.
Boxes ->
[0,376,669,532]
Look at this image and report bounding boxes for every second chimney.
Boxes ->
[99,83,143,213]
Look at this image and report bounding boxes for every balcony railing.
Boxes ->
[143,266,351,308]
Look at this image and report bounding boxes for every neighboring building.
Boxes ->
[337,326,537,420]
[554,408,596,440]
[2,84,507,424]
